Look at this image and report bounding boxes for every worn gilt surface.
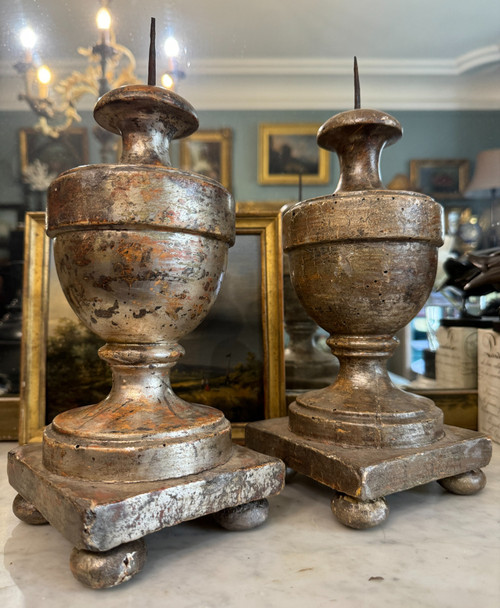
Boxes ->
[283,108,446,448]
[247,92,492,527]
[40,85,236,482]
[9,444,284,551]
[9,80,285,586]
[246,418,491,501]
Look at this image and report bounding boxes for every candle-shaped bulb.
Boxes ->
[354,56,361,109]
[161,73,174,90]
[96,6,111,45]
[20,27,36,63]
[37,65,51,84]
[164,36,180,58]
[164,36,180,83]
[148,17,156,86]
[96,7,111,31]
[37,65,51,98]
[20,26,37,49]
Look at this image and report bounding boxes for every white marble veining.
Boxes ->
[1,442,499,607]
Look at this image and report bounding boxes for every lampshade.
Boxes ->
[465,148,500,199]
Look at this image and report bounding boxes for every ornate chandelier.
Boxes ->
[14,1,140,140]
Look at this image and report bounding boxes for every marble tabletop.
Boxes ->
[1,441,499,607]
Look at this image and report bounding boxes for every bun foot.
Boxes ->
[12,494,48,525]
[331,493,389,529]
[214,498,269,531]
[69,539,147,588]
[438,469,486,495]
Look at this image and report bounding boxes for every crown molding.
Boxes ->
[456,45,500,73]
[4,47,497,77]
[186,57,455,76]
[1,50,499,112]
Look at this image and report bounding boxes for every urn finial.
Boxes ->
[317,58,402,192]
[94,85,199,166]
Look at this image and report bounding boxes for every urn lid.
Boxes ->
[94,84,199,166]
[317,108,402,193]
[94,84,199,141]
[316,58,403,193]
[47,84,234,244]
[282,59,443,250]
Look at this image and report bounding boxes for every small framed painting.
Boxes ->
[179,128,232,190]
[410,159,470,199]
[19,127,89,182]
[258,123,329,185]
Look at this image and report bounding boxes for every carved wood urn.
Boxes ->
[246,83,490,529]
[9,76,284,587]
[43,84,235,482]
[284,108,445,448]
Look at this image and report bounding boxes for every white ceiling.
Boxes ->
[1,0,499,110]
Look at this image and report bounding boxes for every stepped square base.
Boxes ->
[8,443,285,552]
[246,418,492,501]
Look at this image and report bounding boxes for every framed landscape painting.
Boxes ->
[258,123,329,185]
[171,201,286,441]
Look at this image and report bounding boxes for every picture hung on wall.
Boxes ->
[258,123,330,186]
[410,159,470,200]
[0,205,25,409]
[19,128,89,189]
[19,204,286,445]
[179,128,232,191]
[0,203,42,441]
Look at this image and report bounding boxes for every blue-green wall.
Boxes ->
[196,109,500,203]
[1,109,499,205]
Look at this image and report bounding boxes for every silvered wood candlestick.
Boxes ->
[8,83,284,588]
[247,103,491,529]
[43,85,233,482]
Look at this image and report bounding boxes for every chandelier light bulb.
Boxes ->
[161,73,174,89]
[20,27,37,49]
[96,7,111,30]
[37,65,52,85]
[164,36,180,58]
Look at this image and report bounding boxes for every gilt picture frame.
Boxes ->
[258,123,330,185]
[19,127,89,178]
[410,159,470,200]
[0,206,43,441]
[18,212,50,444]
[19,203,286,444]
[179,128,232,191]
